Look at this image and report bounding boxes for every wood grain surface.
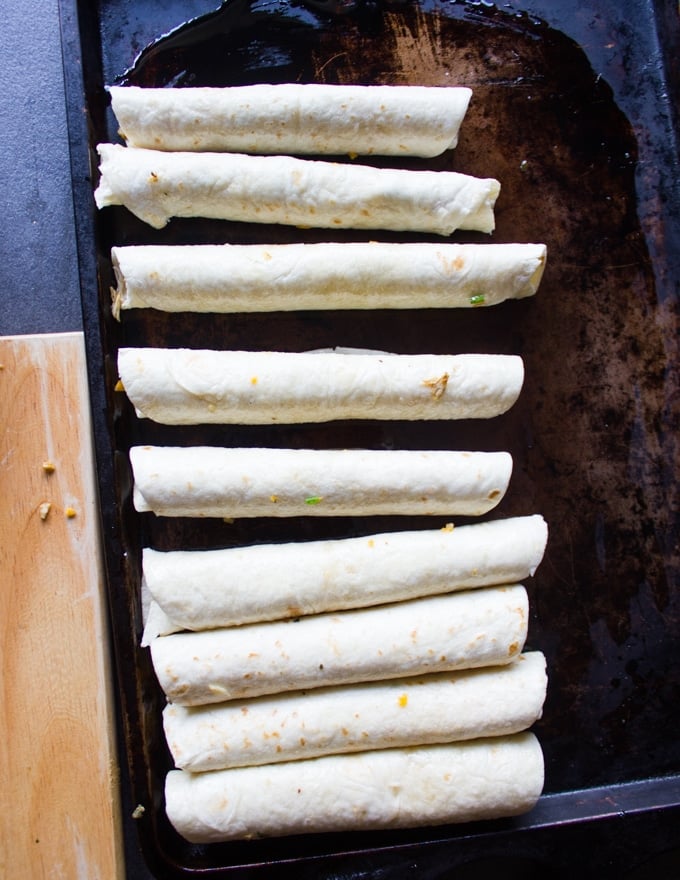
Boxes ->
[0,333,124,879]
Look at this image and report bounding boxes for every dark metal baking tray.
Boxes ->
[58,0,680,876]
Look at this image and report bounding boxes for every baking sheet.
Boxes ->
[59,0,680,875]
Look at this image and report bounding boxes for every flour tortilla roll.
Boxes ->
[164,652,547,771]
[150,585,528,705]
[118,348,524,425]
[165,732,544,842]
[130,446,512,518]
[108,84,472,157]
[94,144,499,233]
[111,241,547,315]
[142,515,547,635]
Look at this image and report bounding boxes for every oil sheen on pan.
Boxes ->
[99,0,679,866]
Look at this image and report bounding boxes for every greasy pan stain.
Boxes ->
[99,0,679,861]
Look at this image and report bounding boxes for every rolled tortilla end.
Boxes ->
[163,652,547,771]
[94,144,499,234]
[130,446,513,518]
[118,348,524,425]
[141,514,548,634]
[111,241,547,314]
[165,733,545,842]
[108,84,472,157]
[150,585,529,705]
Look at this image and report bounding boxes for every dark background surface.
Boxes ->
[0,0,81,335]
[3,1,680,877]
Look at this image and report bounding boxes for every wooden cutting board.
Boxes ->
[0,332,124,879]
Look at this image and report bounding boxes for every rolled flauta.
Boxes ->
[108,84,472,157]
[130,445,513,518]
[150,585,529,705]
[141,515,548,635]
[118,348,524,425]
[164,652,547,771]
[94,144,500,233]
[111,241,547,315]
[165,732,545,842]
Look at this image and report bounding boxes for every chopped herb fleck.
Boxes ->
[305,496,323,506]
[469,293,486,306]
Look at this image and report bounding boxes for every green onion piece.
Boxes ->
[469,293,486,306]
[305,496,323,505]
